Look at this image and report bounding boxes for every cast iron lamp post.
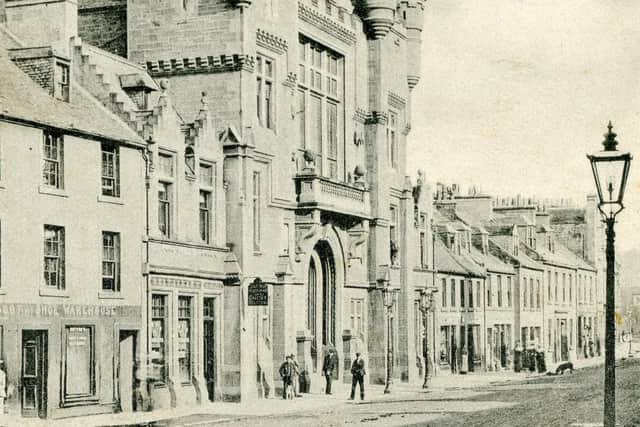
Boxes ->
[383,282,397,394]
[587,121,632,427]
[420,287,438,388]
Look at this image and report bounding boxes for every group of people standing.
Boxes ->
[278,349,367,401]
[513,342,546,374]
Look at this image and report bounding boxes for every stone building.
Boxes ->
[3,0,433,409]
[0,36,145,418]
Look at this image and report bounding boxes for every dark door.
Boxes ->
[21,330,47,418]
[467,327,474,372]
[203,298,216,401]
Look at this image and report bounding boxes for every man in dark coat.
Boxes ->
[536,345,546,374]
[450,342,458,374]
[278,355,293,399]
[349,352,366,400]
[514,341,523,372]
[322,349,336,395]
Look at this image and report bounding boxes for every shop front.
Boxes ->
[0,302,141,420]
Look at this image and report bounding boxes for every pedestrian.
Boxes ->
[500,342,507,368]
[278,355,293,399]
[528,344,536,373]
[536,345,546,374]
[0,360,5,418]
[514,341,523,373]
[588,338,594,358]
[450,342,458,374]
[460,345,468,374]
[349,352,366,401]
[290,354,301,397]
[322,348,336,395]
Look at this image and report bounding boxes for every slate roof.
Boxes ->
[470,246,515,275]
[434,238,485,278]
[488,236,544,271]
[0,52,144,145]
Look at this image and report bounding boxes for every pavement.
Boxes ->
[1,343,636,427]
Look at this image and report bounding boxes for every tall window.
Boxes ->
[590,276,594,303]
[486,275,492,307]
[199,191,211,244]
[253,171,261,251]
[468,280,474,308]
[523,277,528,308]
[389,205,398,265]
[569,274,573,302]
[530,278,535,309]
[536,279,541,308]
[350,299,364,334]
[548,271,552,301]
[419,214,428,269]
[507,276,512,307]
[460,279,466,308]
[44,225,65,289]
[298,35,343,179]
[102,231,120,292]
[199,162,214,244]
[387,111,398,169]
[476,281,481,308]
[157,153,174,238]
[450,278,456,307]
[64,326,95,399]
[497,275,503,307]
[101,143,120,197]
[151,295,167,380]
[555,272,559,301]
[256,54,274,129]
[42,131,63,189]
[158,182,171,238]
[55,62,70,102]
[441,278,447,307]
[562,273,566,302]
[178,296,192,383]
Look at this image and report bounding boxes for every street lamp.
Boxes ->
[587,121,632,427]
[420,287,438,389]
[383,282,396,394]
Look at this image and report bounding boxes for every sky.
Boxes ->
[407,0,640,251]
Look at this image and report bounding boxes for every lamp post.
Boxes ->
[420,287,438,388]
[383,282,396,394]
[587,122,632,427]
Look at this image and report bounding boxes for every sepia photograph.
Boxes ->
[0,0,639,425]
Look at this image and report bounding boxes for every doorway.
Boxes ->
[203,297,216,402]
[21,330,47,418]
[118,330,137,412]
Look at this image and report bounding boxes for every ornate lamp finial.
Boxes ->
[602,121,618,151]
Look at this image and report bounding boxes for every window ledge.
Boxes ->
[39,287,70,298]
[98,194,124,205]
[98,291,124,300]
[0,289,6,295]
[39,185,68,198]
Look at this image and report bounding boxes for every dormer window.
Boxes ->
[55,62,70,102]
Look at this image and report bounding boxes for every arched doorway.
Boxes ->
[307,241,337,371]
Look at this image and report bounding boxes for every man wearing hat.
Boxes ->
[349,352,366,401]
[0,360,6,417]
[322,349,336,395]
[289,354,301,397]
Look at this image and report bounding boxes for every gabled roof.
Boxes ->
[470,246,515,275]
[0,54,144,144]
[434,238,485,278]
[488,237,544,271]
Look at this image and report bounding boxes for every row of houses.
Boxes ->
[0,0,607,422]
[430,186,605,375]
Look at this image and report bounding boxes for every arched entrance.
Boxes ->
[307,241,337,372]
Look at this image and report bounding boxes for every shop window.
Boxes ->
[101,143,120,197]
[44,225,65,289]
[178,296,192,384]
[63,326,95,400]
[102,231,120,292]
[151,294,167,381]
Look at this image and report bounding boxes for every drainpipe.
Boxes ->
[483,276,487,371]
[141,141,152,409]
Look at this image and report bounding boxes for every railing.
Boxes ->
[295,173,370,218]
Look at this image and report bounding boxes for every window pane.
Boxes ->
[151,295,166,380]
[178,296,192,383]
[65,327,92,396]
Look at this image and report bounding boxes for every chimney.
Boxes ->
[5,0,78,56]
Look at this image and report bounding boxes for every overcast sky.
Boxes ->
[407,0,640,251]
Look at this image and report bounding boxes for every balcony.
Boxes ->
[294,172,370,219]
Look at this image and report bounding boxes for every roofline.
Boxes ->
[0,114,147,150]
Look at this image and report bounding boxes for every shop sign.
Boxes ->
[0,303,141,318]
[248,278,268,306]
